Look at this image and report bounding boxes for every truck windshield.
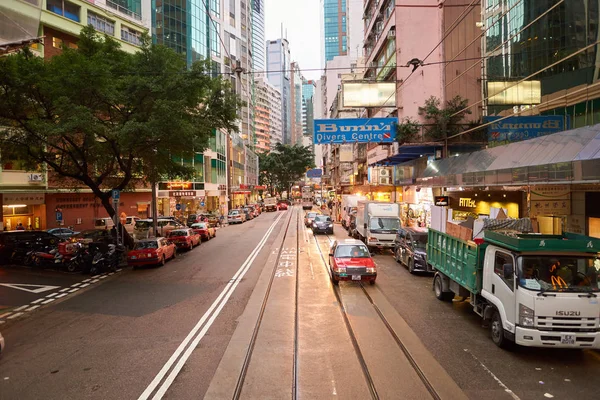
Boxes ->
[369,217,400,232]
[517,256,600,292]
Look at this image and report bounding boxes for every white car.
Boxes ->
[0,331,4,355]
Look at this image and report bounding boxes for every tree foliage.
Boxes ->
[418,95,472,140]
[258,143,315,195]
[0,27,240,220]
[395,117,421,145]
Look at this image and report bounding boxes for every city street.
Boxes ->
[0,207,598,400]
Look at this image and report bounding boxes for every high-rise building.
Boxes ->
[255,76,283,152]
[290,62,305,145]
[321,0,348,65]
[266,38,291,144]
[251,0,266,71]
[302,80,317,145]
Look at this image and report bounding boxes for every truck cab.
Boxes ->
[356,201,401,250]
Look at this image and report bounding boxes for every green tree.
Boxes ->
[395,117,421,145]
[418,95,472,140]
[259,143,315,195]
[0,27,240,238]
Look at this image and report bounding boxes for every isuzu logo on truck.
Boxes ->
[556,311,581,316]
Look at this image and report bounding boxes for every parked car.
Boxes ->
[249,204,261,215]
[94,217,114,230]
[328,239,377,285]
[193,214,219,228]
[190,222,216,241]
[167,228,201,250]
[70,229,115,245]
[133,219,184,240]
[228,210,246,224]
[311,215,334,235]
[124,216,140,233]
[46,227,79,240]
[242,207,254,220]
[0,230,62,265]
[304,211,319,227]
[277,201,289,211]
[128,237,176,268]
[394,227,432,274]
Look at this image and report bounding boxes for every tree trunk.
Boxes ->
[99,194,134,249]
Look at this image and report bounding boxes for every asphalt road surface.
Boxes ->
[0,207,599,400]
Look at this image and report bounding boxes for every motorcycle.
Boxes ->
[57,242,90,273]
[31,245,60,268]
[86,243,125,275]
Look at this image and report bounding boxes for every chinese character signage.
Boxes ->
[530,185,571,216]
[2,193,45,205]
[313,118,397,144]
[484,116,569,147]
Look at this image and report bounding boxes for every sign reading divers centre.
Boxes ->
[313,118,397,145]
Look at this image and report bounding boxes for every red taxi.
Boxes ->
[190,222,216,241]
[328,239,377,285]
[128,238,176,268]
[167,228,200,250]
[277,201,289,211]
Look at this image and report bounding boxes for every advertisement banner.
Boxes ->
[339,144,354,162]
[306,168,323,178]
[484,116,568,147]
[313,118,397,144]
[530,185,571,216]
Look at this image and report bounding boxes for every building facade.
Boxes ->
[254,76,272,153]
[266,38,291,144]
[302,79,317,147]
[322,0,348,64]
[290,61,305,145]
[251,0,266,71]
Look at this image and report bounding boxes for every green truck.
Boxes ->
[427,229,600,349]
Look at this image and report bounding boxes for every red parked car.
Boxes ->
[128,238,176,268]
[277,201,289,211]
[167,228,201,250]
[190,222,216,241]
[328,239,377,285]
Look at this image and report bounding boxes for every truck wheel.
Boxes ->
[434,274,453,301]
[408,259,415,274]
[490,310,510,348]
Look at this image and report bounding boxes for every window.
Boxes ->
[121,26,141,46]
[52,37,63,48]
[494,251,514,290]
[88,12,115,36]
[210,0,220,17]
[46,0,80,22]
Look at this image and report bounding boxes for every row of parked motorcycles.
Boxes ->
[11,241,125,275]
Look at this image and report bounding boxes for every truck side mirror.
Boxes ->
[503,263,514,280]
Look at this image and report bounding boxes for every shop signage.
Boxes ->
[306,169,323,178]
[339,144,354,162]
[2,193,45,205]
[484,116,568,148]
[342,82,396,108]
[28,173,44,183]
[530,185,571,216]
[313,118,397,144]
[434,196,449,206]
[367,145,390,165]
[166,182,193,190]
[170,191,195,197]
[255,185,267,190]
[459,198,477,208]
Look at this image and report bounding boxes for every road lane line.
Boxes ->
[82,279,92,283]
[71,283,82,287]
[99,275,108,279]
[55,293,68,299]
[0,312,13,319]
[91,279,100,283]
[45,293,58,298]
[59,288,70,292]
[139,211,286,400]
[464,349,520,400]
[30,298,45,304]
[41,298,55,305]
[80,283,90,288]
[13,305,29,312]
[25,305,40,312]
[7,312,24,319]
[68,288,80,293]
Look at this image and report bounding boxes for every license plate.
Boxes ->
[561,335,575,345]
[131,256,137,259]
[352,275,361,281]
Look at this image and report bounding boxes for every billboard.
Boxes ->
[313,118,397,144]
[484,115,569,147]
[487,81,541,105]
[306,168,323,178]
[342,82,396,108]
[339,144,354,162]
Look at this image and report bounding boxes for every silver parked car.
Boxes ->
[46,227,79,240]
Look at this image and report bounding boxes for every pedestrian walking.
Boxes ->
[16,223,25,231]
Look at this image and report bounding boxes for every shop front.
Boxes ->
[230,186,251,208]
[1,192,46,230]
[529,185,571,234]
[205,184,228,216]
[401,187,433,228]
[446,190,524,221]
[45,192,151,230]
[157,189,207,219]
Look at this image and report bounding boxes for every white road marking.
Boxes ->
[13,305,29,312]
[82,279,92,283]
[59,288,70,292]
[117,269,122,272]
[55,293,68,299]
[25,305,40,312]
[91,279,100,283]
[69,288,80,293]
[0,283,60,294]
[91,275,101,279]
[464,349,520,400]
[80,283,90,288]
[30,298,45,304]
[139,211,286,400]
[7,312,24,319]
[45,293,58,298]
[0,312,13,319]
[41,298,55,305]
[108,273,115,276]
[71,283,82,287]
[99,275,108,279]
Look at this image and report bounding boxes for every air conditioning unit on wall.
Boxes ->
[379,168,390,177]
[379,176,391,185]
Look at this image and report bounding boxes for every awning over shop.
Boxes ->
[371,143,485,166]
[422,124,600,178]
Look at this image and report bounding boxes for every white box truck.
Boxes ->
[355,201,401,249]
[341,195,366,230]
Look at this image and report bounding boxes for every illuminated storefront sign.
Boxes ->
[313,118,397,144]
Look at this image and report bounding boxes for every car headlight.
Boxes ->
[336,266,346,273]
[366,267,376,274]
[415,253,424,260]
[313,223,317,227]
[519,303,535,327]
[328,223,333,227]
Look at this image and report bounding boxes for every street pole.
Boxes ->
[151,181,158,237]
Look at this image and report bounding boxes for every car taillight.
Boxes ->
[148,251,157,258]
[368,237,377,242]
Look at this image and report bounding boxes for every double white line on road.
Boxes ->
[139,211,287,400]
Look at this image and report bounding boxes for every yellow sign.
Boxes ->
[459,198,477,208]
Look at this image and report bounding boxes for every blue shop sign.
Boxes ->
[484,115,569,147]
[313,118,397,144]
[306,168,322,178]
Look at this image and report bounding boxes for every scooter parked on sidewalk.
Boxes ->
[31,245,60,268]
[85,243,125,275]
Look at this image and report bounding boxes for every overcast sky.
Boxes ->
[264,0,322,80]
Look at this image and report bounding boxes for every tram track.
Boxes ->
[312,230,442,400]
